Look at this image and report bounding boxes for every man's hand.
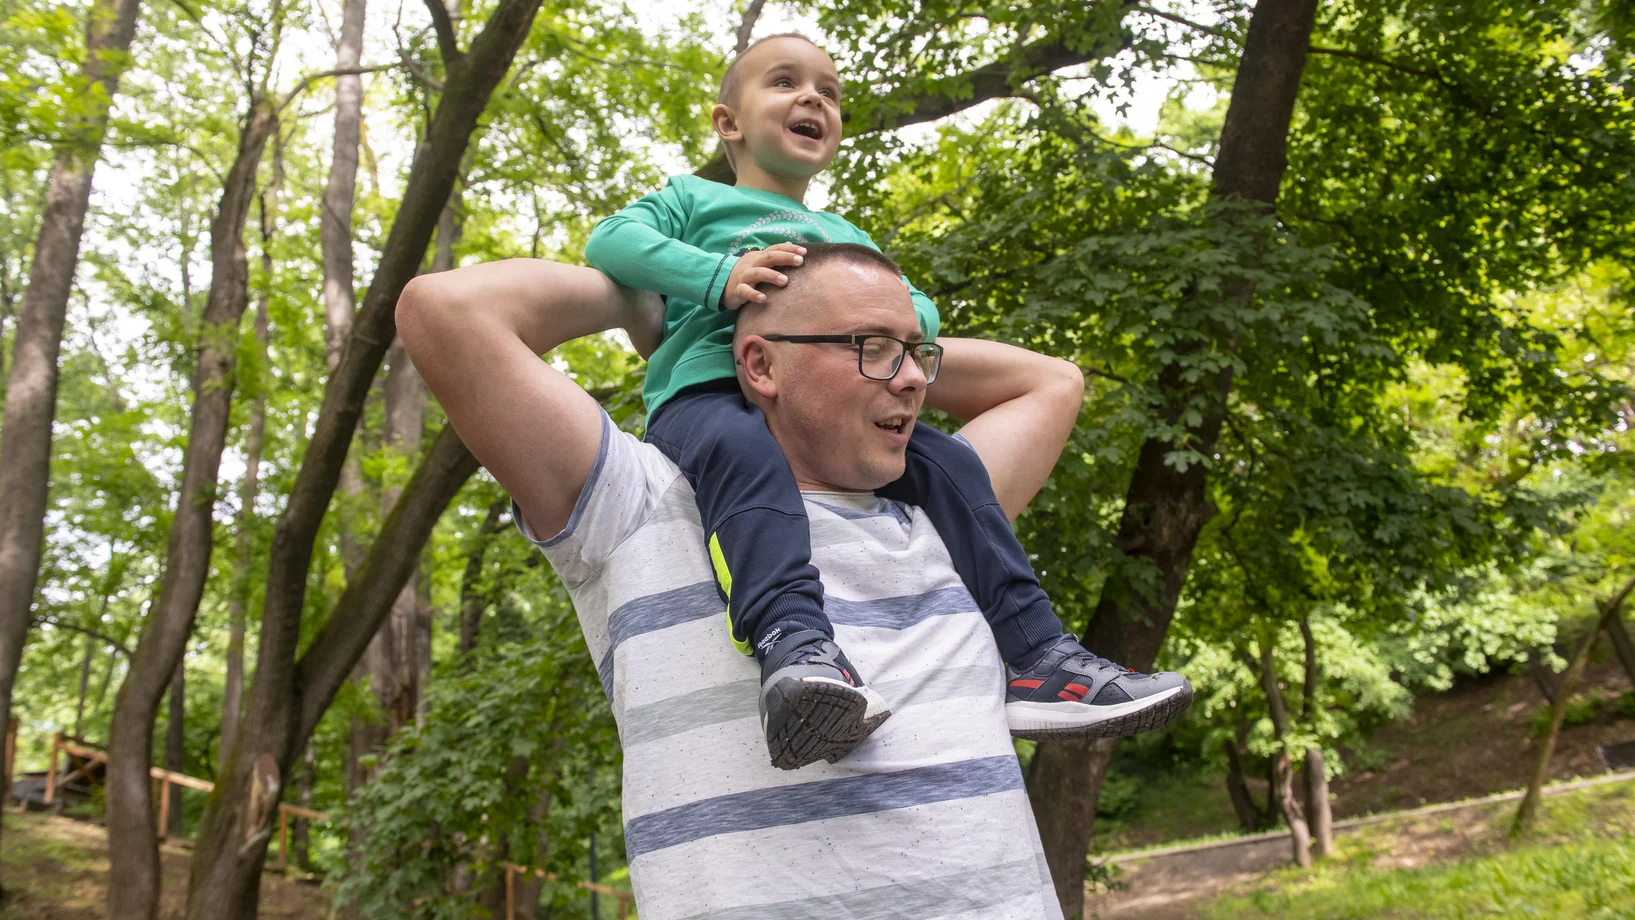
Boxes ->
[722,242,806,309]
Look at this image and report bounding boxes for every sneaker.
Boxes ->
[1005,635,1193,741]
[758,630,892,770]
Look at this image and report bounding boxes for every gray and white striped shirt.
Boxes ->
[516,412,1062,920]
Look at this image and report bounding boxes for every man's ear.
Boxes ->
[737,336,778,400]
[711,103,743,144]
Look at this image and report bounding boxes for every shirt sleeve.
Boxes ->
[836,217,941,342]
[512,411,683,588]
[584,176,740,310]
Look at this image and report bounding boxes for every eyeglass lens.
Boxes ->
[858,337,940,382]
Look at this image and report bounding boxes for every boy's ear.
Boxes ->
[711,103,743,144]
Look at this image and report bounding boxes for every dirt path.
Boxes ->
[0,812,328,919]
[1084,770,1635,919]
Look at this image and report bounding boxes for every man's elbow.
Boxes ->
[396,274,454,360]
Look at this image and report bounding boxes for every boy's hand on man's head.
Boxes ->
[721,242,807,309]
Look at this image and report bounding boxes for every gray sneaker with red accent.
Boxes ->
[1005,635,1193,741]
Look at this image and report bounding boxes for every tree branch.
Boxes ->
[31,616,133,659]
[1306,45,1441,81]
[1136,4,1237,42]
[277,63,401,114]
[696,0,1139,181]
[734,0,766,56]
[424,0,461,64]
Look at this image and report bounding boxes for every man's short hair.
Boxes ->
[737,242,904,342]
[718,33,821,107]
[781,241,901,286]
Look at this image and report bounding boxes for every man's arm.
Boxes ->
[923,338,1085,521]
[397,260,656,537]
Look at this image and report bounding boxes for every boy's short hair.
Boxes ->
[718,33,822,107]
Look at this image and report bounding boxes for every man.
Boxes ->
[399,243,1089,918]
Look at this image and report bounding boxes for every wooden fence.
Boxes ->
[33,733,632,917]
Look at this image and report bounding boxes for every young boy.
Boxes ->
[579,34,1192,769]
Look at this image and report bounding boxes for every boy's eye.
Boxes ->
[775,78,794,87]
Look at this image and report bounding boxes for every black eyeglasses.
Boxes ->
[762,334,943,383]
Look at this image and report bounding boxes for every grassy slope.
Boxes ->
[1093,657,1635,854]
[0,812,328,919]
[1200,775,1635,919]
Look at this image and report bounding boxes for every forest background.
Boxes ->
[0,0,1632,916]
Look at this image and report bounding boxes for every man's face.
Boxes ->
[742,260,927,492]
[722,37,844,180]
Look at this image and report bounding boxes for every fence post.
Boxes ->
[505,864,515,919]
[156,776,170,840]
[277,807,289,872]
[44,733,61,805]
[3,717,16,804]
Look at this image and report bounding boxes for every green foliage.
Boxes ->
[332,622,621,917]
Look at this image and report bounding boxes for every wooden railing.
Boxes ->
[38,733,634,916]
[500,861,634,919]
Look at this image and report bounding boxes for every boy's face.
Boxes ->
[714,37,843,181]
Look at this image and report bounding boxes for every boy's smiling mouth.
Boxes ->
[789,119,825,140]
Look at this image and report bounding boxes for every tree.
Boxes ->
[1513,574,1635,835]
[184,1,550,912]
[106,5,283,910]
[0,0,141,887]
[1022,0,1321,907]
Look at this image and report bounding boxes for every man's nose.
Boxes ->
[890,352,926,392]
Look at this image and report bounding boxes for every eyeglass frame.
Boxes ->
[759,333,943,384]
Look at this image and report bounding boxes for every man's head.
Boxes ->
[712,34,843,181]
[734,243,929,492]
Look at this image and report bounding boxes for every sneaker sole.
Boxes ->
[763,677,892,770]
[1006,685,1193,741]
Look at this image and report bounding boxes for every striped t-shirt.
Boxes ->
[516,412,1062,920]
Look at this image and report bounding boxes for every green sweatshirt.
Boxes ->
[584,174,940,415]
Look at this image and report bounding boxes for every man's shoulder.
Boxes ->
[519,413,690,584]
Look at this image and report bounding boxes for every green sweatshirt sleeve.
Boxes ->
[584,178,740,310]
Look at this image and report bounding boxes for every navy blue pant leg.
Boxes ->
[875,422,1063,667]
[646,383,830,658]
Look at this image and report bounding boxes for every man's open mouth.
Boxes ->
[874,417,910,434]
[789,119,824,140]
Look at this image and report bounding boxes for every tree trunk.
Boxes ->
[188,427,480,919]
[186,3,557,912]
[511,784,553,920]
[1527,648,1558,705]
[1298,617,1332,857]
[1223,735,1259,833]
[1027,0,1319,904]
[222,143,281,764]
[74,632,95,738]
[289,744,315,871]
[1025,737,1116,918]
[459,497,508,659]
[1257,638,1311,867]
[1514,577,1635,836]
[106,94,277,920]
[0,0,141,890]
[322,0,366,371]
[165,662,186,837]
[324,0,370,577]
[1604,610,1635,689]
